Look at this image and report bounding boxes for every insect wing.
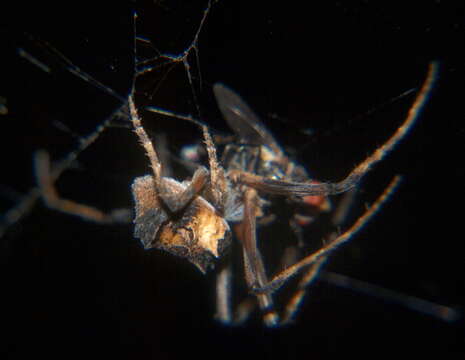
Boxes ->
[213,83,283,155]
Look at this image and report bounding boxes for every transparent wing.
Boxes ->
[213,83,283,156]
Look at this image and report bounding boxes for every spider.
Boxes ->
[35,62,439,327]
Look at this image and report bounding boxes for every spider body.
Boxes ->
[132,174,231,273]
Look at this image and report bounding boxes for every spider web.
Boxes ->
[0,1,213,238]
[0,1,462,356]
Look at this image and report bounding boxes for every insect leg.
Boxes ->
[235,62,439,199]
[280,189,357,324]
[237,188,279,327]
[130,96,210,212]
[254,176,402,295]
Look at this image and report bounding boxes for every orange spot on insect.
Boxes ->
[302,181,331,212]
[302,194,325,207]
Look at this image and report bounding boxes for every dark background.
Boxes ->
[1,1,463,358]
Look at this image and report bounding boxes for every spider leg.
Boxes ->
[253,176,402,295]
[159,166,209,213]
[282,184,460,324]
[215,255,261,326]
[0,112,118,237]
[201,125,228,212]
[129,96,210,213]
[281,257,328,324]
[236,61,439,199]
[34,150,131,223]
[128,96,162,183]
[236,188,279,327]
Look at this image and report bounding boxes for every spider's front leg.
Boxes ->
[129,97,231,273]
[158,166,209,213]
[235,187,279,327]
[129,96,212,214]
[254,176,402,295]
[235,61,439,200]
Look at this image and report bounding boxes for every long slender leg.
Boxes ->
[201,125,227,212]
[235,62,439,198]
[33,95,207,225]
[216,258,262,326]
[272,189,356,323]
[35,150,131,224]
[238,188,279,326]
[151,132,210,212]
[129,96,208,212]
[281,256,328,324]
[254,176,402,295]
[128,96,162,183]
[159,166,209,213]
[319,272,461,323]
[283,184,461,324]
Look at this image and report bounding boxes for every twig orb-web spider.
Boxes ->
[37,62,440,327]
[130,62,439,326]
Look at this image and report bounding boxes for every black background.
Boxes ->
[1,1,464,358]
